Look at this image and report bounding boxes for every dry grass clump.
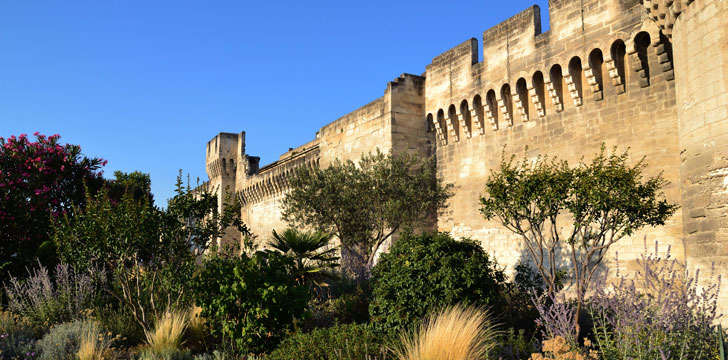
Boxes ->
[392,304,500,360]
[144,309,190,352]
[77,321,115,360]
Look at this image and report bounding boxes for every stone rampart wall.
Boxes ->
[424,0,682,277]
[203,0,728,313]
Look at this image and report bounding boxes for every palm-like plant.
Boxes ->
[268,228,339,284]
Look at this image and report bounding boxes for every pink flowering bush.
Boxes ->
[0,132,105,277]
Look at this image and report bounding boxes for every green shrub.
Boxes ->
[192,252,311,355]
[0,310,36,338]
[267,323,389,360]
[0,331,37,360]
[93,304,146,347]
[495,328,539,360]
[137,347,192,360]
[0,311,37,360]
[192,351,234,360]
[498,262,549,337]
[307,283,370,329]
[369,232,505,337]
[35,319,114,360]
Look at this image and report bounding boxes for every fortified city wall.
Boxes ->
[205,0,728,317]
[426,1,681,277]
[205,74,428,246]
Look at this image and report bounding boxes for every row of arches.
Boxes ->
[428,30,673,146]
[237,156,320,205]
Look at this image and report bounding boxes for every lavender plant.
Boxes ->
[4,262,106,327]
[532,291,578,346]
[588,242,721,359]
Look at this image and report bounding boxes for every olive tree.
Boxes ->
[480,145,677,333]
[282,151,453,276]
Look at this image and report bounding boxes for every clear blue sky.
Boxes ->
[0,1,549,206]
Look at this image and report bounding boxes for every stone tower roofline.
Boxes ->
[205,132,245,181]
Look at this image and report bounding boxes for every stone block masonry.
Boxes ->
[205,0,728,320]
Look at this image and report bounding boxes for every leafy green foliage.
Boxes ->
[0,331,36,360]
[369,232,505,338]
[92,304,146,347]
[282,151,453,275]
[192,252,311,355]
[498,262,547,339]
[480,145,677,332]
[495,328,539,360]
[0,311,38,360]
[268,228,339,285]
[267,323,389,360]
[479,152,572,297]
[307,283,371,329]
[52,172,246,333]
[107,170,154,203]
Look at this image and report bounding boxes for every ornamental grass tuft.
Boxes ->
[392,304,500,360]
[145,310,189,351]
[77,321,115,360]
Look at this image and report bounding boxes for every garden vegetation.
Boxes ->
[0,133,726,359]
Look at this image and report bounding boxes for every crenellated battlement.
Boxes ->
[425,0,675,147]
[237,144,319,206]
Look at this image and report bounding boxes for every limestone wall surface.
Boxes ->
[669,0,728,320]
[203,0,728,317]
[425,0,683,279]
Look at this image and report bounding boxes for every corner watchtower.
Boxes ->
[205,132,245,250]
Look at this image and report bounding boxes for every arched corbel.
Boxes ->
[431,115,448,146]
[444,113,459,142]
[470,107,484,135]
[456,107,472,139]
[544,79,564,112]
[497,97,513,127]
[528,85,546,118]
[564,74,583,107]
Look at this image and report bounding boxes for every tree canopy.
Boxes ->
[282,151,453,275]
[480,145,677,334]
